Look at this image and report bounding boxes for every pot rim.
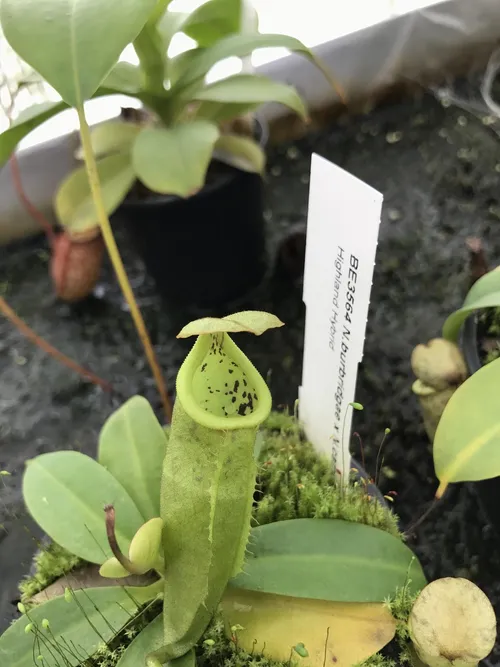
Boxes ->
[461,312,482,375]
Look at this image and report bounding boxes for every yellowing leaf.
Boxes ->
[177,311,284,338]
[221,588,396,667]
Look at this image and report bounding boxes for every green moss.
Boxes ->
[257,412,401,538]
[18,542,82,602]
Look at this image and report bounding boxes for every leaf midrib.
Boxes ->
[124,407,155,519]
[246,552,410,575]
[69,0,82,108]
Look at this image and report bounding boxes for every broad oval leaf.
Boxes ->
[177,311,284,338]
[22,451,144,563]
[222,588,396,667]
[183,0,242,47]
[0,583,160,667]
[132,121,220,197]
[433,357,500,497]
[214,134,266,174]
[0,101,68,167]
[75,121,141,161]
[193,74,307,119]
[98,396,168,520]
[0,0,157,106]
[443,269,500,341]
[55,152,135,235]
[116,612,163,666]
[230,519,426,601]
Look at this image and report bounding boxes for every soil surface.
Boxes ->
[2,84,500,661]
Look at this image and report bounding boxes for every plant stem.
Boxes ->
[10,153,55,245]
[0,295,112,392]
[104,504,141,575]
[76,105,173,422]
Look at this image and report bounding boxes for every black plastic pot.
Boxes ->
[116,123,268,310]
[460,313,500,538]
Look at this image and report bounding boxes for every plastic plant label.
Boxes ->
[299,153,382,477]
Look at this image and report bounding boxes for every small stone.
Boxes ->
[300,173,309,184]
[457,148,476,160]
[457,115,467,127]
[411,114,427,127]
[263,209,273,222]
[386,131,403,144]
[482,115,497,126]
[388,208,402,221]
[438,128,448,139]
[494,163,500,173]
[381,466,396,479]
[11,350,27,366]
[270,165,281,177]
[286,146,299,160]
[489,205,500,219]
[440,98,451,108]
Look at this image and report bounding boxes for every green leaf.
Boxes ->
[215,134,266,174]
[433,357,500,497]
[230,519,426,602]
[98,396,168,521]
[173,33,323,94]
[443,269,500,341]
[101,62,144,95]
[0,0,158,107]
[157,11,190,53]
[75,120,141,160]
[0,583,160,667]
[183,0,242,47]
[168,49,200,87]
[55,153,135,235]
[116,613,163,667]
[195,100,260,123]
[22,451,145,563]
[0,101,68,167]
[193,74,307,119]
[132,121,220,197]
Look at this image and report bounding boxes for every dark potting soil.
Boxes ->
[2,84,500,660]
[478,308,500,365]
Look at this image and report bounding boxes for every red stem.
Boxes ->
[10,153,56,246]
[0,296,112,392]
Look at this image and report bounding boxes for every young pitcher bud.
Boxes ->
[409,578,496,667]
[51,232,104,303]
[128,518,163,574]
[99,556,130,579]
[411,339,467,392]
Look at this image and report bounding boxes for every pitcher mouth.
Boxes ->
[175,332,272,430]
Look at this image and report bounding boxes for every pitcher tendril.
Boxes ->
[104,505,140,576]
